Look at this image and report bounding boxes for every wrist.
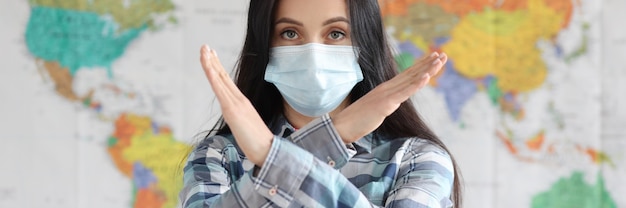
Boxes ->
[331,113,355,144]
[252,133,274,167]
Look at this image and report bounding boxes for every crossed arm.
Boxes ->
[179,45,451,207]
[198,44,446,166]
[179,115,455,207]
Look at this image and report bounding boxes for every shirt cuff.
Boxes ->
[251,136,313,207]
[289,114,353,169]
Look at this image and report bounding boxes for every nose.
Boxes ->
[304,35,324,44]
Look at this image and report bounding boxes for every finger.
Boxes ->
[419,52,440,64]
[201,45,221,79]
[402,52,439,75]
[414,52,439,65]
[404,52,441,78]
[396,73,431,101]
[205,48,255,124]
[379,73,430,106]
[200,45,235,107]
[394,52,437,81]
[388,53,438,91]
[436,52,447,64]
[410,53,443,78]
[427,53,447,77]
[208,49,248,101]
[389,57,442,99]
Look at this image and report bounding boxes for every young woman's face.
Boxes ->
[272,0,351,47]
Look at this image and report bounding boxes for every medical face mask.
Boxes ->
[264,43,364,117]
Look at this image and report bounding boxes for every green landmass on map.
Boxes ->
[532,171,617,208]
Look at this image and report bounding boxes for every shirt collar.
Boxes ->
[353,133,373,153]
[270,115,296,138]
[272,114,374,153]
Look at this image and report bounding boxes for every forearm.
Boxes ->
[252,136,381,207]
[180,137,274,208]
[288,114,355,169]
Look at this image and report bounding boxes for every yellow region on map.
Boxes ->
[442,0,564,92]
[120,114,190,208]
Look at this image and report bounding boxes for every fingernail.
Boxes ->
[432,59,441,65]
[205,47,211,59]
[430,52,438,57]
[439,53,447,59]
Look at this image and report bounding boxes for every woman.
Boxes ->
[179,0,462,207]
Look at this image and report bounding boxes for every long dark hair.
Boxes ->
[206,0,462,206]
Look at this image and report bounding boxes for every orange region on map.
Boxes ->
[498,0,574,28]
[108,113,154,176]
[37,59,79,101]
[37,59,101,109]
[108,146,133,177]
[497,131,541,163]
[135,185,166,208]
[498,0,527,11]
[101,84,138,100]
[379,0,573,23]
[543,0,575,28]
[585,148,600,163]
[499,131,616,167]
[497,131,518,155]
[111,113,190,208]
[112,114,139,147]
[525,131,545,151]
[108,114,138,176]
[499,93,525,120]
[576,145,614,166]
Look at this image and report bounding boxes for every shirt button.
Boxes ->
[269,186,277,196]
[328,160,336,167]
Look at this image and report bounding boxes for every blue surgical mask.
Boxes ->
[264,43,364,117]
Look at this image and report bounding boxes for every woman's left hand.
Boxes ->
[333,52,447,143]
[200,45,274,167]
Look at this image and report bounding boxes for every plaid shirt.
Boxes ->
[179,114,454,207]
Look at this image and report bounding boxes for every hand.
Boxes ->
[200,45,274,167]
[333,52,447,143]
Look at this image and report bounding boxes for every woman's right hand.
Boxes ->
[200,45,274,167]
[332,52,447,143]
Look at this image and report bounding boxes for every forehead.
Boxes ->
[274,0,348,22]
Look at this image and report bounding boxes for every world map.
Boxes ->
[1,0,624,207]
[24,1,188,208]
[380,0,620,207]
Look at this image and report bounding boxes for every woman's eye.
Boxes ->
[281,30,299,40]
[328,31,346,40]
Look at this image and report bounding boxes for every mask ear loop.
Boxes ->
[353,46,361,59]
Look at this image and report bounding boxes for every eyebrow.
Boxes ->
[275,17,303,26]
[322,17,350,26]
[274,16,350,26]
